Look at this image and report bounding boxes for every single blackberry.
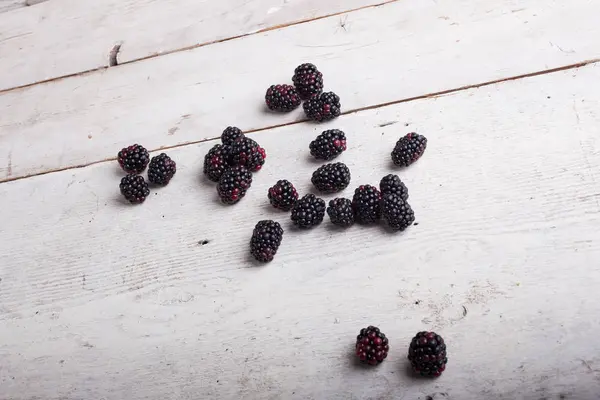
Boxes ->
[221,126,244,145]
[355,326,389,366]
[290,194,326,228]
[217,166,253,205]
[382,194,415,231]
[203,144,230,182]
[326,198,354,227]
[268,180,298,211]
[391,132,428,167]
[379,174,408,201]
[265,84,301,112]
[229,136,266,172]
[311,162,351,193]
[117,144,150,173]
[408,331,448,377]
[352,185,382,224]
[147,153,176,185]
[309,129,347,161]
[119,174,150,204]
[250,220,284,262]
[303,92,341,122]
[292,63,324,99]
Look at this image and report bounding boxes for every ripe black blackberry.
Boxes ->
[229,136,266,172]
[250,220,284,262]
[309,129,347,161]
[265,84,301,112]
[147,153,176,185]
[290,194,326,228]
[408,331,448,377]
[119,174,150,204]
[268,180,298,211]
[221,126,244,145]
[203,144,230,182]
[355,326,389,366]
[217,165,253,205]
[311,162,351,193]
[352,185,382,224]
[117,144,150,173]
[379,174,408,201]
[326,198,354,227]
[391,132,428,167]
[382,194,414,231]
[292,63,324,99]
[303,92,341,122]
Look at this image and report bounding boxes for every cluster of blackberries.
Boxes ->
[265,63,341,122]
[355,326,448,377]
[203,127,267,204]
[117,144,176,203]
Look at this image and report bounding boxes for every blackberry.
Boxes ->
[292,63,323,99]
[355,326,389,366]
[290,194,326,228]
[119,174,150,204]
[303,92,341,122]
[250,220,284,262]
[326,198,354,227]
[147,153,176,185]
[408,331,448,377]
[117,144,150,173]
[379,174,408,201]
[221,126,244,145]
[309,129,347,161]
[229,136,266,172]
[265,84,301,112]
[391,132,428,167]
[268,180,298,211]
[352,185,382,224]
[217,166,253,205]
[311,162,351,193]
[203,144,230,182]
[382,194,415,231]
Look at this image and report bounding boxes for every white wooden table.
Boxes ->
[1,1,600,399]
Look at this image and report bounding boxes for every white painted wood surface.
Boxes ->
[1,64,600,399]
[2,0,600,182]
[0,0,23,14]
[0,0,394,91]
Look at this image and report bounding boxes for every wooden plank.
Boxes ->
[1,65,600,399]
[1,0,600,182]
[0,0,394,91]
[0,0,24,14]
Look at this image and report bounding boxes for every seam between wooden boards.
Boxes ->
[2,57,598,184]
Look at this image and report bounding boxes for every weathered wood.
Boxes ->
[0,0,24,14]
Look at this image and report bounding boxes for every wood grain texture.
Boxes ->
[0,0,24,14]
[0,0,394,91]
[1,64,600,399]
[1,0,600,182]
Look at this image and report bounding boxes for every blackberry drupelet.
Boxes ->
[382,194,415,231]
[309,129,347,161]
[268,180,298,211]
[379,174,408,201]
[217,165,253,205]
[311,162,351,193]
[203,144,230,182]
[119,174,150,204]
[303,92,341,122]
[355,326,389,366]
[408,331,448,377]
[292,63,324,99]
[290,194,326,228]
[229,136,266,172]
[147,153,176,185]
[221,126,244,145]
[391,132,428,167]
[265,84,301,112]
[117,144,150,173]
[352,185,382,224]
[326,198,354,227]
[250,220,284,262]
